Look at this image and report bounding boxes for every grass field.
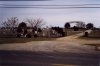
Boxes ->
[88,29,100,38]
[0,37,56,44]
[79,29,100,39]
[0,30,84,44]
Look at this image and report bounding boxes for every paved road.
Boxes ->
[0,50,100,66]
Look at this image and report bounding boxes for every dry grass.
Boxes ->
[88,29,100,38]
[79,29,100,39]
[0,37,55,44]
[66,31,83,36]
[52,64,77,66]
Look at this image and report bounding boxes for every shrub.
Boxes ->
[26,34,32,38]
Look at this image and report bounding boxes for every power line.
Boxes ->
[1,6,100,9]
[0,0,51,1]
[1,4,100,6]
[1,4,100,9]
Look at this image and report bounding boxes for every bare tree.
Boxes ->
[27,18,45,29]
[2,17,19,29]
[76,22,85,28]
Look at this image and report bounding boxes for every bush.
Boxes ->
[26,34,32,38]
[73,26,79,31]
[34,34,38,38]
[17,34,21,38]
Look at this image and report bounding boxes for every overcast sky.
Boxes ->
[0,0,100,27]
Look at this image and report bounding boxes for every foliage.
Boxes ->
[73,26,79,31]
[86,23,94,29]
[26,34,32,38]
[64,22,70,29]
[18,22,27,28]
[52,27,65,37]
[17,22,27,37]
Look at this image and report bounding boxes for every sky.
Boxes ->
[0,0,100,27]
